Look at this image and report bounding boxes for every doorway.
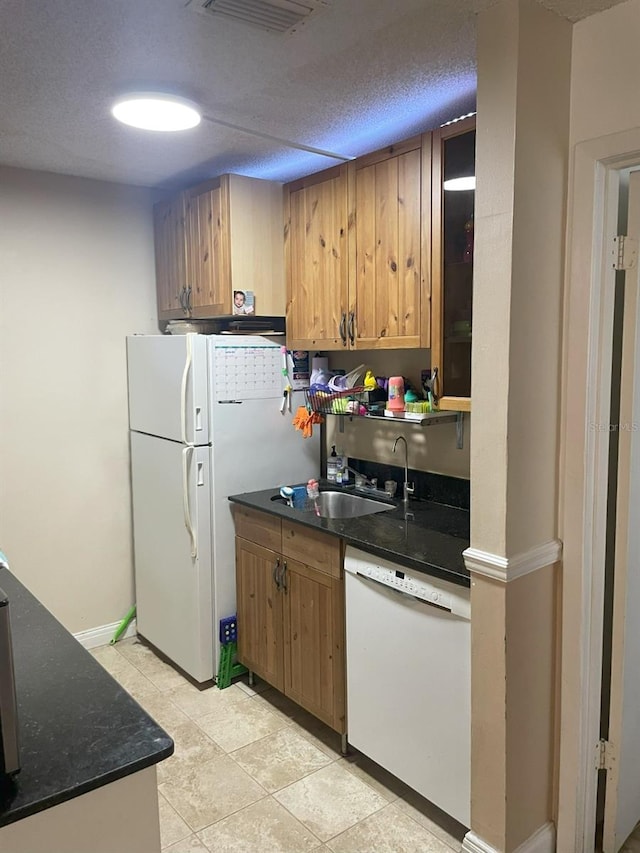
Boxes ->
[558,132,640,853]
[596,168,640,852]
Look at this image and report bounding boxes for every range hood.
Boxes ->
[164,315,286,335]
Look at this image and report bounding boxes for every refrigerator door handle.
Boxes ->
[182,446,197,559]
[180,335,193,446]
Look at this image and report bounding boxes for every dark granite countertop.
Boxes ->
[0,568,173,828]
[229,485,470,588]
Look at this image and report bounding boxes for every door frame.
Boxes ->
[558,128,640,852]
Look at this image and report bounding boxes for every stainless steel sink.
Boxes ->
[306,491,394,519]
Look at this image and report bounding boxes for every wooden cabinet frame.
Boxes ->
[430,115,475,412]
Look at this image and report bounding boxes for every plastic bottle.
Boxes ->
[327,446,338,482]
[306,479,321,516]
[387,376,405,411]
[335,449,347,485]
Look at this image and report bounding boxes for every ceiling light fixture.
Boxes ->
[111,93,202,132]
[110,91,352,162]
[443,176,476,191]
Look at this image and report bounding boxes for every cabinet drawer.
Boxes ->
[281,521,342,578]
[234,506,282,552]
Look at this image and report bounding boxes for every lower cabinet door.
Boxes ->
[283,559,345,733]
[236,538,285,692]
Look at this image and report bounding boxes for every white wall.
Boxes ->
[0,167,158,633]
[570,0,640,147]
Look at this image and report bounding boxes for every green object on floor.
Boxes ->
[109,604,136,645]
[217,641,248,689]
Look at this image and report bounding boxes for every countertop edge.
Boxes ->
[228,491,470,589]
[0,568,175,830]
[0,743,174,829]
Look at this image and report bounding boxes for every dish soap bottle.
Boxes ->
[327,446,339,482]
[335,449,347,485]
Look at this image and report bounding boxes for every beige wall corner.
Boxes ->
[0,167,158,633]
[506,565,557,849]
[472,0,571,849]
[469,573,507,849]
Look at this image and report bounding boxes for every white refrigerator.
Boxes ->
[126,334,319,683]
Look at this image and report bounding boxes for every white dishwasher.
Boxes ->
[344,546,471,827]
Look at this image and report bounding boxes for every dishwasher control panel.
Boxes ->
[356,564,454,610]
[344,547,471,619]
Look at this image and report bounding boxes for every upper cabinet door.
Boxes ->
[431,116,476,411]
[284,165,350,350]
[351,135,429,350]
[153,195,188,320]
[186,181,231,318]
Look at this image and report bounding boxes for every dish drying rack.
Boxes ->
[304,386,465,449]
[305,386,370,416]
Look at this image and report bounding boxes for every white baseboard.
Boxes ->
[462,832,499,853]
[462,822,555,853]
[74,618,137,650]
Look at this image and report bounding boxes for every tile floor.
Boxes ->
[622,824,640,852]
[91,638,467,853]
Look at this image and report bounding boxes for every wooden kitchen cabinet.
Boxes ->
[154,174,285,323]
[431,115,476,411]
[284,165,350,350]
[350,134,431,349]
[284,135,431,350]
[284,557,345,729]
[235,537,285,692]
[234,506,346,734]
[185,181,230,317]
[153,194,189,318]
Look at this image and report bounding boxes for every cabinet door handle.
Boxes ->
[272,558,281,590]
[186,286,192,313]
[179,287,186,312]
[348,311,355,345]
[339,312,347,346]
[280,561,288,593]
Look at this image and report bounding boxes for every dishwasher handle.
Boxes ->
[355,570,453,613]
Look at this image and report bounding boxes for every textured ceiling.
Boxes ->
[0,0,628,188]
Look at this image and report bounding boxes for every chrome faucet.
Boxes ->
[392,435,414,506]
[345,466,378,491]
